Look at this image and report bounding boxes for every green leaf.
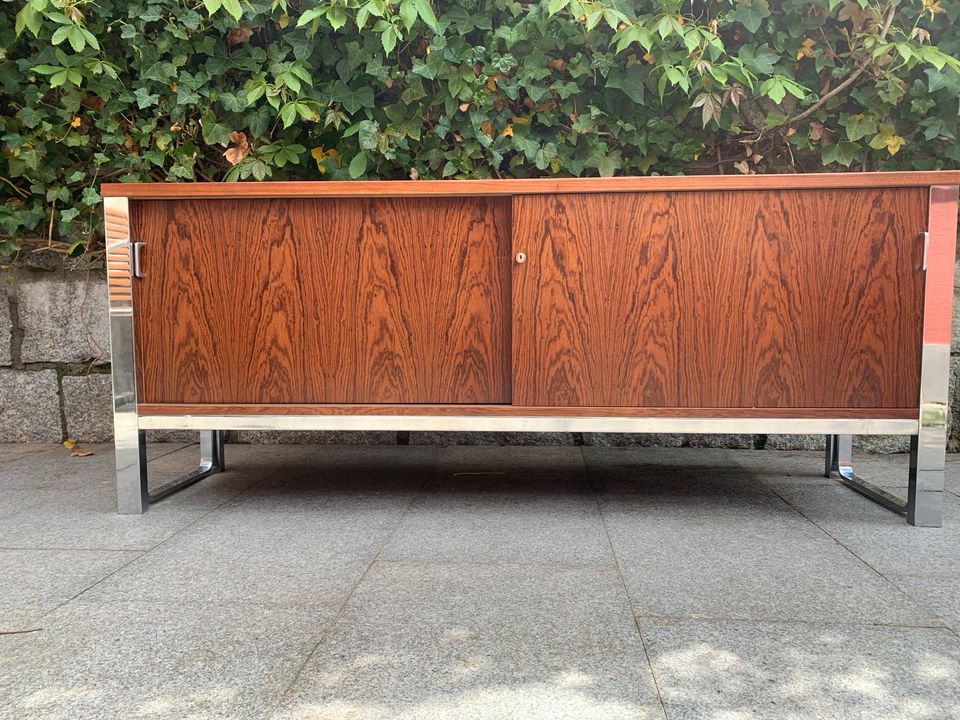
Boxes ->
[221,0,243,20]
[399,0,418,31]
[821,141,858,167]
[15,5,42,37]
[349,152,367,178]
[728,0,771,34]
[841,114,877,142]
[606,64,646,105]
[413,0,439,32]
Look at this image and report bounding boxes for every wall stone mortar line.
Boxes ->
[6,275,23,369]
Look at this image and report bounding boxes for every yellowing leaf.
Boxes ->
[884,135,905,155]
[70,117,81,128]
[63,439,75,449]
[310,146,341,173]
[500,124,514,137]
[480,121,495,137]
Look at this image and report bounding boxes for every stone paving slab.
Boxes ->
[334,560,636,646]
[641,618,960,720]
[269,631,665,720]
[602,500,940,627]
[0,600,333,720]
[0,548,138,632]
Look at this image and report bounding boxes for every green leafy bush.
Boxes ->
[1,0,959,259]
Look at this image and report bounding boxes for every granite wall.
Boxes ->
[3,266,959,452]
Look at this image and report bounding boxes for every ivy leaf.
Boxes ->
[134,87,160,108]
[821,141,858,167]
[729,0,771,34]
[840,114,876,142]
[606,64,646,104]
[739,44,778,76]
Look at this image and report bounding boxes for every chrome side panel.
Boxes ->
[909,185,959,526]
[105,196,147,514]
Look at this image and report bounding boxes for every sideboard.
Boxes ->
[101,172,960,524]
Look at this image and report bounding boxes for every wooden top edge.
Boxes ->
[101,171,960,198]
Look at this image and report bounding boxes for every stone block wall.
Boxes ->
[3,266,960,453]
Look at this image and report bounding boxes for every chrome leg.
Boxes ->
[825,434,908,516]
[116,426,148,515]
[823,434,837,478]
[148,431,227,504]
[908,418,945,527]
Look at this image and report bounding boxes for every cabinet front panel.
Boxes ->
[512,189,926,408]
[132,197,511,404]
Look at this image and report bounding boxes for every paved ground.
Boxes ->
[1,442,959,720]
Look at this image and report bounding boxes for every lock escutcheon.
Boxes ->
[515,252,527,264]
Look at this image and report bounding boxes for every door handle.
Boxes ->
[131,241,146,278]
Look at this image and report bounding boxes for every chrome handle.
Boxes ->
[131,241,146,278]
[515,252,527,264]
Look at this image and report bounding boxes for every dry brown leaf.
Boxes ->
[227,24,253,47]
[71,449,94,457]
[223,131,250,165]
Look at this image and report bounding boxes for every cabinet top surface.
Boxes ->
[101,170,960,199]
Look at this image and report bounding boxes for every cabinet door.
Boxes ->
[511,189,926,408]
[131,196,511,404]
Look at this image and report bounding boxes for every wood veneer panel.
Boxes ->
[137,403,918,419]
[131,197,511,404]
[512,189,926,408]
[102,171,960,198]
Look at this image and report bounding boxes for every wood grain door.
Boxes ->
[511,189,927,409]
[131,197,511,404]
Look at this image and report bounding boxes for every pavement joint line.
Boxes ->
[0,546,141,554]
[632,611,950,630]
[266,445,442,718]
[48,446,280,615]
[580,446,670,720]
[758,475,960,643]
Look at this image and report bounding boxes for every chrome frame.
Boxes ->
[104,197,226,514]
[106,186,959,521]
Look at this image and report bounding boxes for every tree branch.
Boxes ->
[782,1,898,129]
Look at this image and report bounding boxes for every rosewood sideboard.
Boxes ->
[101,172,960,524]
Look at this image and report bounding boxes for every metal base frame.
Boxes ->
[824,434,943,527]
[116,430,226,514]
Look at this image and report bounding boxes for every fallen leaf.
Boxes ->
[71,449,94,457]
[409,167,420,180]
[733,160,751,174]
[63,439,75,449]
[547,58,566,72]
[458,102,471,112]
